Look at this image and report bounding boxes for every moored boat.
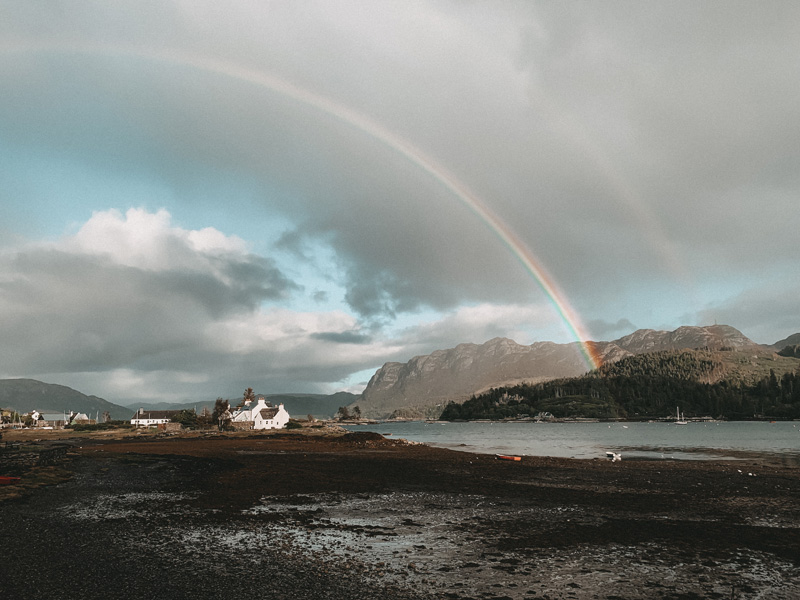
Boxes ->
[495,454,521,461]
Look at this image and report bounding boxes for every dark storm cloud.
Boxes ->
[310,331,373,345]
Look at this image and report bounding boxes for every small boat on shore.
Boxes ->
[0,476,21,485]
[495,454,521,461]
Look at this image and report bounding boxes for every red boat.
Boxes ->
[0,476,21,485]
[495,454,521,462]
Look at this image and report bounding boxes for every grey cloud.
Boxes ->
[0,245,295,374]
[216,256,299,306]
[310,331,372,345]
[695,283,800,346]
[586,319,638,342]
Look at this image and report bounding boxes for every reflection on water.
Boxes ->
[345,421,800,463]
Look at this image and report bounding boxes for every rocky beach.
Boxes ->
[1,429,799,599]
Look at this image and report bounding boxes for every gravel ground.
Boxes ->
[1,430,799,599]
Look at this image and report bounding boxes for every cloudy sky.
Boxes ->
[1,1,798,405]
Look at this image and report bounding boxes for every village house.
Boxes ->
[230,397,290,430]
[22,410,96,428]
[30,410,68,428]
[130,408,185,427]
[70,412,91,424]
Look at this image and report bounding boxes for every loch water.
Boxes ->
[344,420,800,464]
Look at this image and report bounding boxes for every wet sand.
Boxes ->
[1,429,799,599]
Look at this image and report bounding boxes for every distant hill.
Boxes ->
[611,324,760,354]
[771,333,800,351]
[442,347,800,421]
[126,392,357,420]
[126,400,215,414]
[358,325,763,419]
[265,392,358,419]
[357,337,631,420]
[0,379,132,420]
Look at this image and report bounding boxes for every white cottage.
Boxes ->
[230,397,290,430]
[131,408,183,427]
[70,412,91,424]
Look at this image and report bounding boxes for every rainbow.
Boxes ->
[2,40,602,370]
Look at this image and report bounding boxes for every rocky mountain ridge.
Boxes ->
[357,325,772,419]
[611,325,757,354]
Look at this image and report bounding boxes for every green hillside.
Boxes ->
[442,349,800,421]
[0,379,132,420]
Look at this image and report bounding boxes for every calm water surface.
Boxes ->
[344,421,800,463]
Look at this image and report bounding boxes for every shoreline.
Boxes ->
[2,430,799,598]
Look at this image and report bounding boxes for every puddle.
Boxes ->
[60,491,199,521]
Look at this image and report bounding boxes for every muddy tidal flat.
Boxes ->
[1,429,799,599]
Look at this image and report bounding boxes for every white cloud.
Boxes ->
[0,208,292,377]
[65,208,248,272]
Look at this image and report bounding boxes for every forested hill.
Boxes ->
[440,348,800,421]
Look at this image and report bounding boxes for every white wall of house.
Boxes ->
[231,407,253,422]
[253,402,290,430]
[130,416,171,427]
[211,398,290,430]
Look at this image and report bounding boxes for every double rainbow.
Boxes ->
[3,40,602,371]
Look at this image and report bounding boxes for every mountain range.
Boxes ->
[443,344,800,421]
[0,379,133,420]
[0,380,354,422]
[357,325,793,419]
[2,325,796,423]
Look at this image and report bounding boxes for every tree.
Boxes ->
[101,411,111,424]
[197,406,213,427]
[212,398,231,430]
[241,387,256,408]
[337,406,351,421]
[170,409,198,429]
[352,406,362,420]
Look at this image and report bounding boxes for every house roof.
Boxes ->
[133,409,183,420]
[39,413,67,421]
[259,407,279,419]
